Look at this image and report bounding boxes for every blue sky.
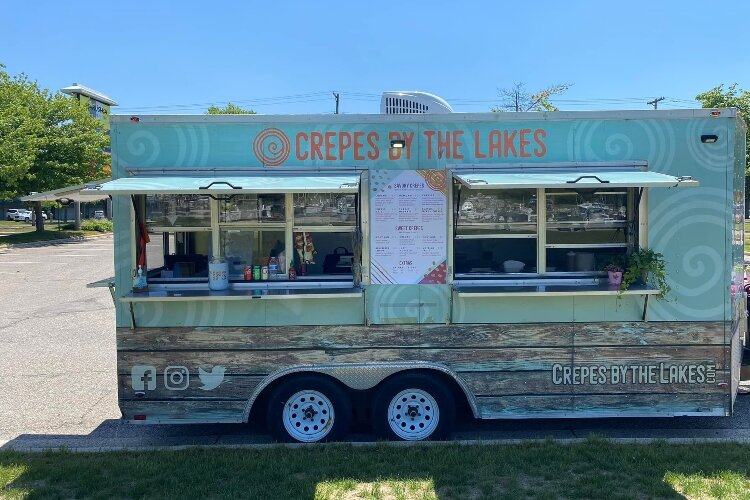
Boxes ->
[1,0,747,115]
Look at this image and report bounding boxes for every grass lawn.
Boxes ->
[2,440,750,499]
[0,229,102,248]
[0,221,36,234]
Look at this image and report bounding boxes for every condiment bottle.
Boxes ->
[288,260,297,280]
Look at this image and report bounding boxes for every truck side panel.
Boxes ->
[117,321,729,423]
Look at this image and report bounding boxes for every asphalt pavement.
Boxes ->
[0,236,748,452]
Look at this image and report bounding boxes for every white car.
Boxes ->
[19,210,47,222]
[5,209,22,221]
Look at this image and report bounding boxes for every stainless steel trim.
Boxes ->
[242,362,480,421]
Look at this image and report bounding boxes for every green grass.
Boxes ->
[0,221,35,234]
[0,229,100,248]
[2,440,750,499]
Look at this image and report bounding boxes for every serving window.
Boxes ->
[450,165,700,283]
[293,193,358,277]
[454,188,538,274]
[145,194,211,227]
[135,182,360,284]
[544,188,632,273]
[452,181,637,278]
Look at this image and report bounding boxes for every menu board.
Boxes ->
[370,169,448,284]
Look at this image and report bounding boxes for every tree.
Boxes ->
[206,103,256,114]
[695,84,749,177]
[492,82,571,112]
[0,64,109,230]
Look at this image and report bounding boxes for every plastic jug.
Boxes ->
[208,257,229,291]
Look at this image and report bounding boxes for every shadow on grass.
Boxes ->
[2,439,750,499]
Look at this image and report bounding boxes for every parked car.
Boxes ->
[12,210,30,221]
[20,210,48,222]
[5,209,22,221]
[93,210,105,219]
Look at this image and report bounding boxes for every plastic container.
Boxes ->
[502,260,525,273]
[574,252,595,272]
[208,257,229,291]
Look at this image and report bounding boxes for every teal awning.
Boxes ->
[454,171,698,189]
[86,174,361,195]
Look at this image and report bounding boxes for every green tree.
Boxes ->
[206,103,256,114]
[695,84,749,177]
[492,82,571,112]
[0,64,109,230]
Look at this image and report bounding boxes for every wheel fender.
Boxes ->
[243,362,479,422]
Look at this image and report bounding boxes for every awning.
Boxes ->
[20,178,111,202]
[85,174,361,195]
[454,171,698,189]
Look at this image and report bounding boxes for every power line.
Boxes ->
[116,90,701,113]
[647,97,665,109]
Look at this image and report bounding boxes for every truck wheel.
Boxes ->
[266,375,352,443]
[371,373,454,441]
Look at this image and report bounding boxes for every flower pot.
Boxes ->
[640,269,650,285]
[608,271,623,286]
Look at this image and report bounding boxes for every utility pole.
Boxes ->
[647,97,665,109]
[333,92,340,114]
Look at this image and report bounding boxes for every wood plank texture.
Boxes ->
[460,370,729,396]
[116,321,726,351]
[571,393,728,416]
[118,374,264,400]
[120,400,246,423]
[574,346,726,369]
[118,347,573,375]
[116,321,732,421]
[476,393,728,419]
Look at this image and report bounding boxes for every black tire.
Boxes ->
[266,374,352,443]
[371,372,455,441]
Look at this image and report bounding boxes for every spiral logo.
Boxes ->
[253,128,291,166]
[648,187,728,320]
[124,130,160,166]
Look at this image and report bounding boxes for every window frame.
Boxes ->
[138,190,361,284]
[451,182,640,280]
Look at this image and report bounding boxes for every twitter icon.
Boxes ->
[198,366,226,390]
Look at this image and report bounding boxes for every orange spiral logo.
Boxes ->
[253,128,291,166]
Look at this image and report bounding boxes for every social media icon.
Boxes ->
[198,366,225,391]
[164,366,190,390]
[131,365,157,391]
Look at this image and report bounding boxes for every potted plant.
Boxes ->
[620,248,670,299]
[604,257,624,286]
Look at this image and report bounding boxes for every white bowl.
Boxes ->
[503,260,525,273]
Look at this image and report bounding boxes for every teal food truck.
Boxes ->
[91,108,746,442]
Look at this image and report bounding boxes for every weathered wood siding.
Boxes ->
[117,322,730,422]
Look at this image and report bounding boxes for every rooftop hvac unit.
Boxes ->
[380,91,453,114]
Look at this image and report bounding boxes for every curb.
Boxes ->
[3,436,750,453]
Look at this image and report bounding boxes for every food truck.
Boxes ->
[90,107,746,442]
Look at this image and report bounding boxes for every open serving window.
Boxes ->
[93,173,362,296]
[452,167,697,294]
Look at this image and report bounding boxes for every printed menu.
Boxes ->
[370,170,448,284]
